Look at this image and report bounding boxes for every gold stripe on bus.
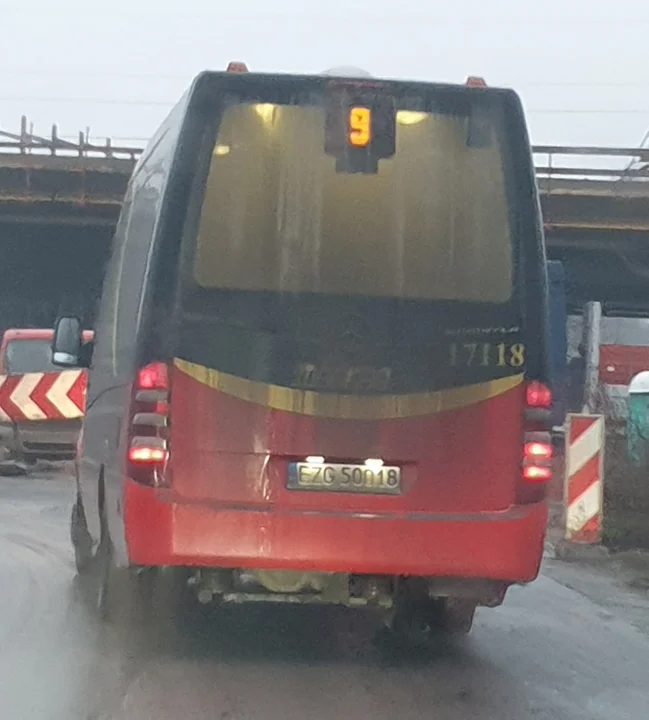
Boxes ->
[174,358,524,420]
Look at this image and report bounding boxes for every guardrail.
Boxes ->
[2,117,649,184]
[0,116,141,161]
[534,145,649,183]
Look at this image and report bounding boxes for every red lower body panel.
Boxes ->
[125,479,547,583]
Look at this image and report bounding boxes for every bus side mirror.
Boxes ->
[52,316,83,367]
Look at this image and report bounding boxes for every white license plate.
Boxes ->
[287,462,401,495]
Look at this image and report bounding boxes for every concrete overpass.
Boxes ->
[535,145,649,312]
[0,121,139,332]
[2,119,649,320]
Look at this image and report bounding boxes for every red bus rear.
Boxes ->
[59,67,551,635]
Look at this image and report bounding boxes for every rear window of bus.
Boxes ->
[192,90,515,305]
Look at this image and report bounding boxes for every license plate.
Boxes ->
[287,462,401,495]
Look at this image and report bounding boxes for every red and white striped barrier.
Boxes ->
[0,370,87,422]
[564,413,605,544]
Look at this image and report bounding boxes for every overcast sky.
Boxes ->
[1,1,648,151]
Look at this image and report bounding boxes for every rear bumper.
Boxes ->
[124,481,548,583]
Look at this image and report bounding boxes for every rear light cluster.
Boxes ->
[523,436,552,482]
[519,380,553,503]
[127,362,170,486]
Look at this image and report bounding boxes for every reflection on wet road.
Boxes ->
[1,474,648,720]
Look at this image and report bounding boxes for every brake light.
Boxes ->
[523,441,552,461]
[137,363,168,390]
[226,61,249,73]
[128,445,167,463]
[127,361,171,486]
[519,424,553,503]
[518,379,553,502]
[526,381,552,409]
[523,465,552,482]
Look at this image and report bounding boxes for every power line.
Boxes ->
[529,110,649,115]
[6,69,193,81]
[0,96,172,107]
[3,8,649,27]
[2,7,649,20]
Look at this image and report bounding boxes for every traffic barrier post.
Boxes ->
[563,413,605,545]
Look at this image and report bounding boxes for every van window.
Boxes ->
[4,339,58,374]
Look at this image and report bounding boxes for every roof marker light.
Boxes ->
[227,61,249,73]
[466,76,487,87]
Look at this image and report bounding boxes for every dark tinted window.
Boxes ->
[5,339,58,374]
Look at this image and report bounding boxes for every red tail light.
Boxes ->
[526,381,552,409]
[128,445,167,463]
[137,363,168,390]
[127,361,171,486]
[518,429,553,503]
[523,441,552,461]
[518,380,553,503]
[523,432,552,479]
[522,465,552,482]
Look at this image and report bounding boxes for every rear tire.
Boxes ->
[70,497,94,575]
[97,540,152,626]
[383,592,476,648]
[72,495,152,630]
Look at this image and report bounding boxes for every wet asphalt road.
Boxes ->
[1,474,648,720]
